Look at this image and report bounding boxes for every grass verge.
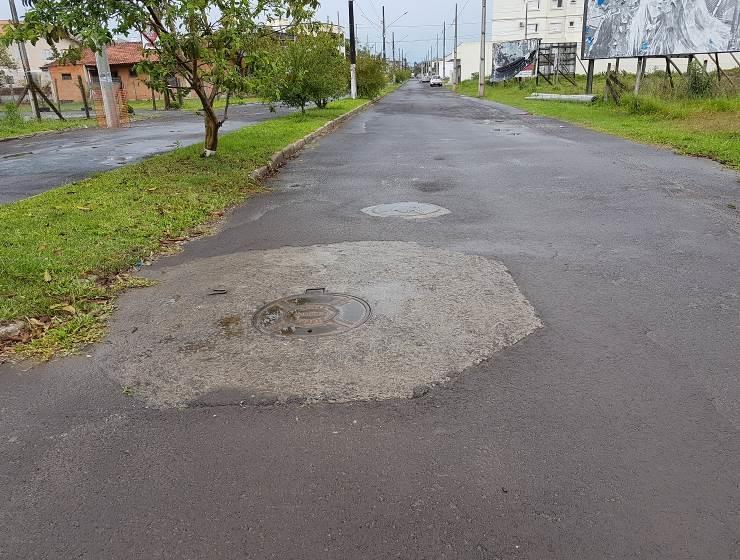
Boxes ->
[455,76,740,169]
[127,97,261,112]
[0,117,96,140]
[0,97,371,360]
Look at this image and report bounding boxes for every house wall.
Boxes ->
[48,63,87,102]
[0,22,76,86]
[48,63,159,102]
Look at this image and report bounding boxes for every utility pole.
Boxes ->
[524,0,529,40]
[382,6,386,62]
[95,47,120,128]
[392,32,396,67]
[443,22,447,81]
[436,34,439,75]
[478,0,487,97]
[8,0,40,120]
[348,1,357,99]
[454,3,459,89]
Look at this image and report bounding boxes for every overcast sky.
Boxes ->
[0,0,491,62]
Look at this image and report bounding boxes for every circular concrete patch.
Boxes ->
[361,202,450,219]
[101,242,541,407]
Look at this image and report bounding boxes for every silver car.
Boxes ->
[430,76,443,87]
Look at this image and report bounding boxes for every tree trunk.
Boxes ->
[203,112,219,157]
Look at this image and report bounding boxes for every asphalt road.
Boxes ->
[1,83,739,559]
[0,104,289,203]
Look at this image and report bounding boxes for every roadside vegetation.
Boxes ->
[0,98,378,360]
[456,65,740,169]
[0,103,95,139]
[126,97,261,113]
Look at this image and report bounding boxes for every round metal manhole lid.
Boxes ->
[253,289,371,337]
[361,202,451,219]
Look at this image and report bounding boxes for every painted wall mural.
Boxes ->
[583,0,740,59]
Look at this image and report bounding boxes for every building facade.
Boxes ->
[0,19,77,89]
[44,42,160,103]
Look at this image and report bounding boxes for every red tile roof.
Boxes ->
[46,42,156,68]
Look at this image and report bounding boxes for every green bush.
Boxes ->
[253,32,348,112]
[683,60,718,98]
[356,50,387,98]
[2,103,23,126]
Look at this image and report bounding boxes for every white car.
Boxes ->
[430,76,444,87]
[420,75,431,83]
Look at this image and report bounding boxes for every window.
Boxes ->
[519,21,524,28]
[569,21,575,27]
[129,67,138,77]
[527,23,539,33]
[553,0,563,7]
[550,21,563,33]
[61,73,72,80]
[527,0,540,9]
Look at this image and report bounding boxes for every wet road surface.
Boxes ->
[0,104,289,203]
[1,83,739,559]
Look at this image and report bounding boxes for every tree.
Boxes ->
[252,31,348,113]
[0,43,18,87]
[2,0,318,156]
[355,49,386,99]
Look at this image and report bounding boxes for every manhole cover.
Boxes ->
[361,202,451,219]
[253,289,371,337]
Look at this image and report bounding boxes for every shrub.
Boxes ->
[683,60,718,98]
[2,103,23,126]
[253,32,348,113]
[356,50,386,98]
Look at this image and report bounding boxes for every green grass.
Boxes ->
[127,96,261,112]
[0,117,96,140]
[0,97,370,359]
[455,74,740,169]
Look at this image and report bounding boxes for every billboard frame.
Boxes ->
[581,0,740,60]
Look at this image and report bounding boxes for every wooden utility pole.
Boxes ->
[478,0,487,97]
[8,0,40,120]
[349,1,358,99]
[77,75,91,118]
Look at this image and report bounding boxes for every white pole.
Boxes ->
[454,3,458,88]
[95,47,120,128]
[478,0,487,97]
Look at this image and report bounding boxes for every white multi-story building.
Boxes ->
[447,0,738,80]
[493,0,585,46]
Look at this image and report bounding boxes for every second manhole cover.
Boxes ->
[361,202,451,219]
[253,289,371,337]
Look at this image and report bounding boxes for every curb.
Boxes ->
[249,94,387,183]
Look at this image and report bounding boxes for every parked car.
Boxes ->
[430,76,444,87]
[420,75,431,83]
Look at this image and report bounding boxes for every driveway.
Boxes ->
[1,83,738,559]
[0,103,290,203]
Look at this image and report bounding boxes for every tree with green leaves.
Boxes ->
[355,49,386,99]
[0,43,18,87]
[2,0,318,156]
[252,31,348,113]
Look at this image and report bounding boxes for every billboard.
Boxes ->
[491,39,540,82]
[583,0,740,59]
[538,43,578,82]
